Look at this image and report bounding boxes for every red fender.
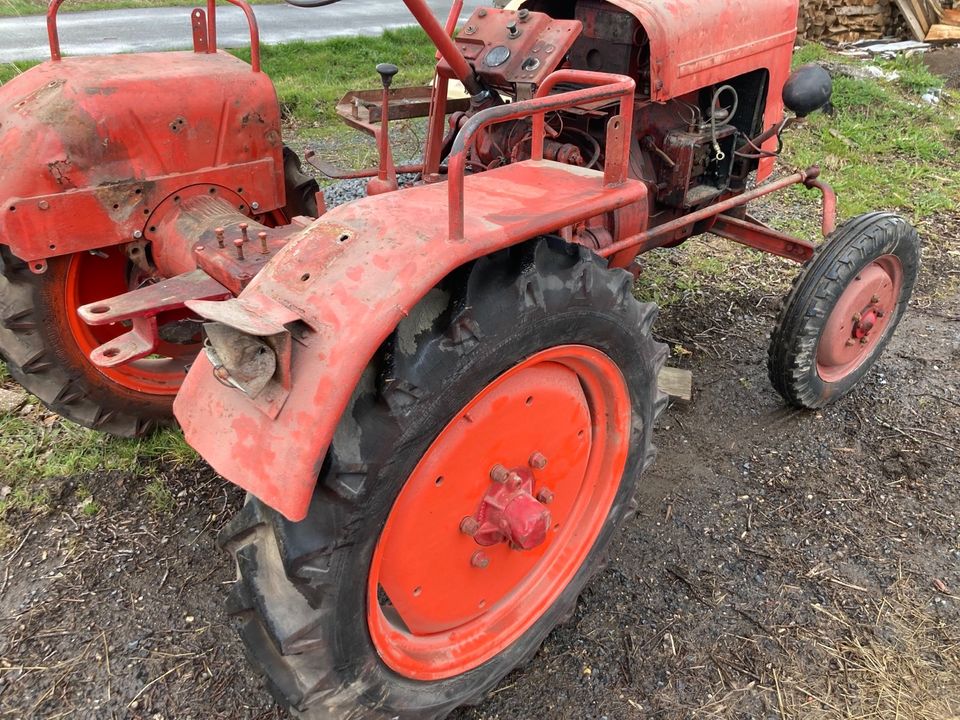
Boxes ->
[173,160,647,521]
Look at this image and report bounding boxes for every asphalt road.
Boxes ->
[0,1,482,63]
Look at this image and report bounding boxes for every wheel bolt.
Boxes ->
[471,551,490,569]
[460,516,479,536]
[537,487,554,504]
[490,464,509,483]
[529,452,548,469]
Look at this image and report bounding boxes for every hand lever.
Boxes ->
[368,63,399,196]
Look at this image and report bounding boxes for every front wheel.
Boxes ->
[219,239,668,718]
[768,212,919,409]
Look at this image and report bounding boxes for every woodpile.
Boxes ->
[798,0,960,42]
[894,0,960,41]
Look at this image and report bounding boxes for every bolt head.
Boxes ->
[537,487,554,504]
[251,201,260,210]
[845,338,856,347]
[876,310,885,318]
[852,313,862,323]
[490,464,509,483]
[133,230,144,239]
[529,452,548,470]
[471,551,490,569]
[870,294,880,304]
[508,472,523,490]
[460,516,480,536]
[860,337,870,345]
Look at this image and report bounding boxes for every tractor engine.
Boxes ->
[447,0,774,232]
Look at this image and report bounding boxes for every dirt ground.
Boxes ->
[924,47,960,88]
[2,60,960,720]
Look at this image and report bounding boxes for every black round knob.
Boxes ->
[376,62,399,88]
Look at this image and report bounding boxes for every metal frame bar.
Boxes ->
[46,0,262,71]
[447,70,636,242]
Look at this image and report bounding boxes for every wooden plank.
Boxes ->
[926,23,960,40]
[894,0,928,40]
[922,0,942,22]
[909,0,931,34]
[941,8,960,25]
[657,367,693,402]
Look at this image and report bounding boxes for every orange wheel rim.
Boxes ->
[817,254,903,383]
[63,248,198,395]
[367,345,632,680]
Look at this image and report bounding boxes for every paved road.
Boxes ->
[0,1,481,63]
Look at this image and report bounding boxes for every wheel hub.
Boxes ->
[464,466,552,550]
[817,255,903,383]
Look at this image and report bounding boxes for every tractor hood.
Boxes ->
[606,0,799,101]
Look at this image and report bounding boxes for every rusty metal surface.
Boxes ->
[174,158,649,521]
[336,86,469,135]
[0,50,284,265]
[710,213,815,262]
[443,8,582,90]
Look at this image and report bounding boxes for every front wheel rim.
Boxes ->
[816,254,903,384]
[367,345,632,681]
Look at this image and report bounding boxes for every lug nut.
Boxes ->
[490,464,509,483]
[258,231,269,254]
[215,227,225,248]
[471,551,490,569]
[537,487,554,504]
[529,452,548,469]
[233,238,245,261]
[460,516,480,536]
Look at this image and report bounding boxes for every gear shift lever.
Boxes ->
[367,63,399,196]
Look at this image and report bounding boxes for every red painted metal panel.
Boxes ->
[174,160,648,521]
[0,51,284,262]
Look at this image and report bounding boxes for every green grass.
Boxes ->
[0,0,280,17]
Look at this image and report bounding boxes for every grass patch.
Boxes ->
[0,0,280,17]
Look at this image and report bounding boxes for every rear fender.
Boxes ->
[173,162,647,521]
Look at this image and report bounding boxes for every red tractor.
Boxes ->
[0,0,919,717]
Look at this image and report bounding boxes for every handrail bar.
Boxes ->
[447,70,636,242]
[46,0,262,71]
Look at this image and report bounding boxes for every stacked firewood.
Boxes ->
[798,0,958,42]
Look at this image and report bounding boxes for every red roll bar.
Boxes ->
[46,0,262,72]
[446,70,636,242]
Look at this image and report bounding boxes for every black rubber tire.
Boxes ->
[768,212,919,409]
[0,247,176,436]
[282,146,321,220]
[218,238,669,719]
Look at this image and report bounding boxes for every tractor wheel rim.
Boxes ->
[367,345,631,680]
[817,254,903,384]
[64,248,198,395]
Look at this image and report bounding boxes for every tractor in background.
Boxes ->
[0,0,918,717]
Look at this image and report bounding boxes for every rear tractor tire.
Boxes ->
[219,238,669,719]
[768,212,919,409]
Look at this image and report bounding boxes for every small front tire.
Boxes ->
[768,212,919,408]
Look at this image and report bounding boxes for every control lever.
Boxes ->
[368,63,400,196]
